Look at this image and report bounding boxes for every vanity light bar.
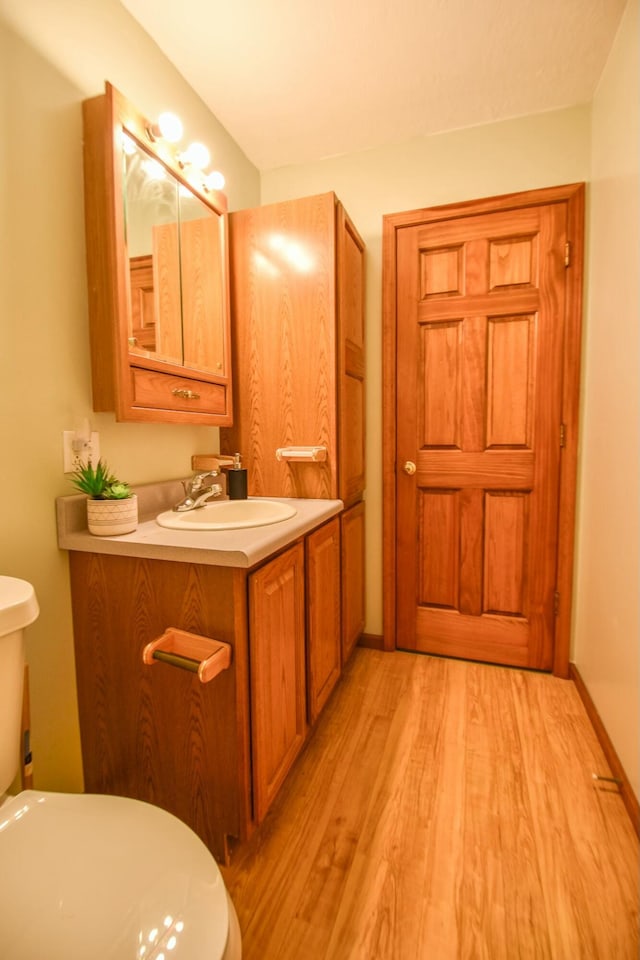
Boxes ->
[143,106,225,195]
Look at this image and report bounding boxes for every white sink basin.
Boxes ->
[156,498,297,531]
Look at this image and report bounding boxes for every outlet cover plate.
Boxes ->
[63,431,100,473]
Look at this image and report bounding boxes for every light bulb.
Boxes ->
[179,142,210,170]
[204,170,225,191]
[157,112,183,143]
[145,111,183,143]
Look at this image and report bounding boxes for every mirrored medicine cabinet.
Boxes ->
[82,82,232,424]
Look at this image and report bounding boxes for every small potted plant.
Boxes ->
[70,459,138,536]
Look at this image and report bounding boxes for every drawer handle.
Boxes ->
[276,445,327,462]
[143,628,231,683]
[172,387,201,400]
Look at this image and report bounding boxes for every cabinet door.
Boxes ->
[224,193,338,498]
[69,553,250,864]
[337,205,366,506]
[249,543,307,822]
[341,502,365,663]
[306,517,341,724]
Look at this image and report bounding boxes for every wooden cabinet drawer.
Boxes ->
[130,366,229,418]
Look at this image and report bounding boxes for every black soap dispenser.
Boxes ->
[227,452,248,500]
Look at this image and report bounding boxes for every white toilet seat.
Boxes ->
[0,789,240,959]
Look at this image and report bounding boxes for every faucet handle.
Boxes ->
[191,454,235,472]
[190,470,220,493]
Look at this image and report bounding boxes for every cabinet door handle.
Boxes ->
[172,388,201,400]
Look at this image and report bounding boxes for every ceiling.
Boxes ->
[122,0,626,171]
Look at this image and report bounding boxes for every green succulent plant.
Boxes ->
[70,459,132,500]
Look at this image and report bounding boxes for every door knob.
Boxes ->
[403,460,417,475]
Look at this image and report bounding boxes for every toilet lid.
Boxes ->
[0,790,232,959]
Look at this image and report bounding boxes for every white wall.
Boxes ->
[262,107,592,639]
[0,1,260,792]
[573,0,639,798]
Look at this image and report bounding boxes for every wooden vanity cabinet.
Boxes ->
[221,192,365,505]
[67,517,343,863]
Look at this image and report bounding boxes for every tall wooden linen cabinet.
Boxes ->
[221,191,366,662]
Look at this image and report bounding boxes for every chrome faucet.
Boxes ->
[173,471,223,512]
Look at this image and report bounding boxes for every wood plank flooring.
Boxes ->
[221,648,639,959]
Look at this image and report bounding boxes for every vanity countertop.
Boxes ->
[56,481,343,569]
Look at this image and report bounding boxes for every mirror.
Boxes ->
[82,82,232,425]
[123,138,227,376]
[178,190,226,376]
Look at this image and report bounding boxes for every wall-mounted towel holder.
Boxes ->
[275,445,327,463]
[143,627,232,683]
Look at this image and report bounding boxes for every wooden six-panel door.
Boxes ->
[396,201,569,669]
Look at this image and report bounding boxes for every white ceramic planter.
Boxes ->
[86,495,138,536]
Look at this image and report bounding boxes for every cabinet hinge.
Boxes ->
[560,423,566,447]
[554,591,560,617]
[564,241,571,267]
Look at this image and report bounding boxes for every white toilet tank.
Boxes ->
[0,577,39,795]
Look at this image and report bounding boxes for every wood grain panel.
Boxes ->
[130,367,227,415]
[459,488,483,616]
[419,287,539,322]
[249,544,307,822]
[420,321,462,448]
[181,216,225,375]
[461,315,487,452]
[483,492,528,615]
[340,374,365,505]
[224,194,337,499]
[420,245,463,298]
[224,194,365,504]
[417,207,542,247]
[415,607,529,666]
[338,205,366,505]
[306,519,341,724]
[486,315,535,448]
[152,222,181,363]
[418,450,534,487]
[341,502,365,664]
[419,490,460,608]
[69,552,251,863]
[489,235,538,289]
[339,213,365,351]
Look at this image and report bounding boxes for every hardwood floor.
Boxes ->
[221,648,639,959]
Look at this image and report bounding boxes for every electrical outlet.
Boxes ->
[63,431,100,473]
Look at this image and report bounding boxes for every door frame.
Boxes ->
[381,183,585,676]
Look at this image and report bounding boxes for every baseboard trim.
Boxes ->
[358,633,385,651]
[569,662,639,837]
